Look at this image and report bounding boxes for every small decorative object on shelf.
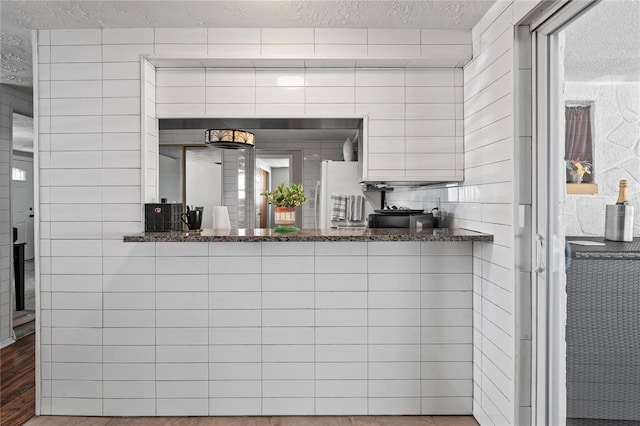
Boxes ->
[343,137,355,161]
[565,159,592,183]
[261,182,307,231]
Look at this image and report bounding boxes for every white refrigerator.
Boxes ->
[316,160,373,229]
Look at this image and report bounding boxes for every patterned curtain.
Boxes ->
[565,106,593,182]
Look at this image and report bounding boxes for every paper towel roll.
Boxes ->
[213,206,231,229]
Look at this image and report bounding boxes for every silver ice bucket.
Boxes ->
[605,204,634,242]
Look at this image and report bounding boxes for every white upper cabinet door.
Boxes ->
[360,68,464,183]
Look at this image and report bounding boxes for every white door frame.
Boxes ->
[530,2,600,424]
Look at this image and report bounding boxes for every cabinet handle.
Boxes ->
[534,234,544,273]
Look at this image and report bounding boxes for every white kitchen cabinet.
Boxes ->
[361,69,464,183]
[154,66,465,184]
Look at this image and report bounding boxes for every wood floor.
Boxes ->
[24,416,478,425]
[1,332,36,426]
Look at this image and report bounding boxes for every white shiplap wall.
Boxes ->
[35,15,547,420]
[466,9,516,425]
[386,3,529,425]
[36,26,477,417]
[0,85,33,347]
[38,28,152,415]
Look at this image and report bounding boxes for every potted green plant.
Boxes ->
[261,182,307,229]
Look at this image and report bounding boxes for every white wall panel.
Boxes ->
[315,29,367,44]
[208,28,260,45]
[261,28,314,44]
[36,22,483,417]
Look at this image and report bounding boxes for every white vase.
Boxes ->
[567,173,584,184]
[343,138,355,162]
[213,206,231,229]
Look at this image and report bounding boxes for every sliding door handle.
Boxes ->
[534,234,544,273]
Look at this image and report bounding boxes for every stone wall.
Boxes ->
[564,82,640,236]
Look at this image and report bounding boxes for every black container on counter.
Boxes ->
[145,203,183,232]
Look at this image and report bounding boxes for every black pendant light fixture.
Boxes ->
[205,129,255,150]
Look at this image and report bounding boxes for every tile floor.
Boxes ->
[24,416,479,425]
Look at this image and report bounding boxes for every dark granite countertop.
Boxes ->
[567,236,640,259]
[124,228,493,243]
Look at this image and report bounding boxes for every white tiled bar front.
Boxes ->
[42,240,472,416]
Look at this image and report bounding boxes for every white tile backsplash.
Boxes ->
[315,44,368,57]
[156,398,208,416]
[50,63,102,81]
[262,44,315,57]
[102,98,140,115]
[103,80,140,98]
[51,45,102,63]
[255,87,305,104]
[368,29,420,45]
[356,86,405,104]
[261,28,314,44]
[208,28,261,45]
[157,86,205,104]
[50,98,102,116]
[102,44,154,62]
[102,28,154,45]
[50,29,102,45]
[102,62,140,80]
[207,44,261,57]
[369,44,421,57]
[306,87,354,104]
[155,28,207,44]
[156,103,205,117]
[315,28,367,45]
[50,116,101,134]
[205,69,255,86]
[206,86,255,104]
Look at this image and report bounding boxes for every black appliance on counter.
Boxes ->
[364,186,440,229]
[145,203,183,232]
[368,208,427,228]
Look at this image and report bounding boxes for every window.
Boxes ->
[12,167,26,181]
[565,105,594,183]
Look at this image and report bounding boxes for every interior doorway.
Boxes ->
[11,112,35,336]
[256,168,269,228]
[255,154,291,228]
[11,112,34,260]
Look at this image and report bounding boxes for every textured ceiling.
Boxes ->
[564,0,640,82]
[0,0,494,88]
